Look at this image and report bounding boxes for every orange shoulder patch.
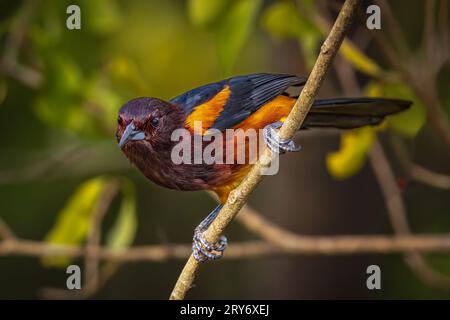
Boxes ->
[185,85,231,134]
[232,95,295,130]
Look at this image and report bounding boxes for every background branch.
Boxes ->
[3,227,450,262]
[390,137,450,190]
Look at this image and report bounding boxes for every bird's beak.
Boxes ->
[118,123,145,148]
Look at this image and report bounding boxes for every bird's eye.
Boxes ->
[118,116,123,125]
[150,117,160,127]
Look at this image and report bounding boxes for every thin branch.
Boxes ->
[409,165,450,190]
[391,137,450,190]
[4,236,450,262]
[438,0,449,54]
[0,217,16,240]
[169,0,360,300]
[83,182,119,297]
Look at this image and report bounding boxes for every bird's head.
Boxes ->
[116,97,185,153]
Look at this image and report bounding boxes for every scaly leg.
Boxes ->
[192,204,228,262]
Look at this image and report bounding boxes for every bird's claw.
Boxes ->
[263,122,301,154]
[192,204,228,262]
[192,228,227,262]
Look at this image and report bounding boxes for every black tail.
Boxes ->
[302,97,411,129]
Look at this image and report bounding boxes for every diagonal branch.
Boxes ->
[169,0,361,300]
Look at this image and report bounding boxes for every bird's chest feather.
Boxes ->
[125,137,248,192]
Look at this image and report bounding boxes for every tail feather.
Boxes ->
[303,97,411,129]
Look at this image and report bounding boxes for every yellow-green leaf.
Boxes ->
[108,55,148,95]
[106,179,137,251]
[262,1,304,39]
[364,81,426,137]
[42,176,109,267]
[188,0,228,28]
[326,127,376,179]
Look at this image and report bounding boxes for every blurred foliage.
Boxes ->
[262,0,382,76]
[326,127,375,179]
[106,178,137,252]
[259,0,427,179]
[326,80,426,179]
[43,176,111,267]
[262,1,321,68]
[188,0,228,28]
[43,176,137,267]
[189,0,262,74]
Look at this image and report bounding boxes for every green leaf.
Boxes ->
[262,1,321,68]
[33,54,125,137]
[106,179,137,251]
[215,0,262,74]
[188,0,228,28]
[81,0,122,35]
[262,1,304,39]
[42,176,110,267]
[326,127,376,179]
[83,75,123,134]
[365,81,426,137]
[107,55,148,95]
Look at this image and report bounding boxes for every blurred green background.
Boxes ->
[0,0,449,299]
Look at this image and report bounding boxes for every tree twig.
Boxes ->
[169,0,360,300]
[0,217,16,240]
[83,181,119,297]
[390,137,450,190]
[4,234,450,261]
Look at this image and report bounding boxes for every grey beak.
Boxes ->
[118,123,145,148]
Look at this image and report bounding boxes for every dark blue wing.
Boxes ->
[213,73,305,130]
[170,73,306,130]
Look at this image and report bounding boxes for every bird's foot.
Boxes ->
[192,205,228,262]
[263,122,301,154]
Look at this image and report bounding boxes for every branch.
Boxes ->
[83,182,119,297]
[4,235,450,261]
[391,137,450,190]
[169,0,360,300]
[0,218,16,241]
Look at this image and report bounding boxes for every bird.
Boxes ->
[116,73,411,262]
